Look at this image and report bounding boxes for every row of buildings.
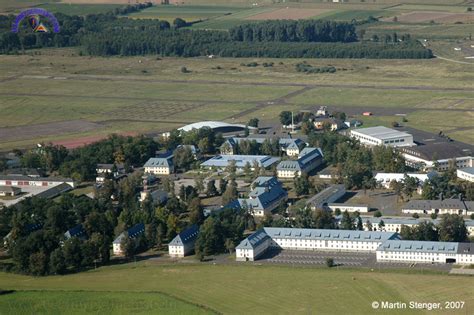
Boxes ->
[235,227,474,265]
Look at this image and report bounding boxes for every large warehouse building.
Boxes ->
[350,126,414,147]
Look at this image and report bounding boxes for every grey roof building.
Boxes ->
[113,223,145,255]
[227,176,288,217]
[168,224,199,257]
[306,184,346,210]
[378,240,458,254]
[236,229,271,251]
[402,198,474,215]
[277,147,323,177]
[201,155,280,170]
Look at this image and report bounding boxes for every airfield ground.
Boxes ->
[0,49,473,150]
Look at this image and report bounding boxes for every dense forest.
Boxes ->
[0,3,433,59]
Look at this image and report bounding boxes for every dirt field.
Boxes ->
[386,11,474,23]
[247,8,332,20]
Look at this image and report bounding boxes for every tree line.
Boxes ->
[228,20,357,43]
[0,5,432,59]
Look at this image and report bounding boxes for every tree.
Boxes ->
[243,161,252,178]
[195,217,223,256]
[373,210,382,217]
[438,214,468,242]
[222,179,238,205]
[29,251,49,276]
[166,214,179,240]
[189,198,204,225]
[248,118,259,128]
[63,238,83,270]
[206,179,218,197]
[356,216,363,231]
[121,234,135,259]
[49,248,66,275]
[378,219,385,231]
[195,175,205,194]
[279,111,292,126]
[402,175,419,200]
[326,257,334,268]
[225,238,236,254]
[219,179,228,195]
[390,180,404,202]
[173,18,187,29]
[294,172,311,196]
[340,211,355,230]
[366,219,373,231]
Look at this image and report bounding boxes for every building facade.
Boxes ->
[144,156,174,175]
[113,223,145,255]
[168,225,199,257]
[402,199,474,216]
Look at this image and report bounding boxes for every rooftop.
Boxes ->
[262,227,399,242]
[236,229,271,250]
[169,224,199,247]
[351,126,412,140]
[201,155,280,169]
[306,184,346,208]
[178,121,256,133]
[378,240,458,254]
[401,142,473,161]
[459,167,474,175]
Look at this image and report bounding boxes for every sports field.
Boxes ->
[0,262,473,314]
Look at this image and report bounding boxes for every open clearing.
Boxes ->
[385,11,474,24]
[0,263,473,314]
[0,50,474,149]
[246,8,332,20]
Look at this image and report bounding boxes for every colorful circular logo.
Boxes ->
[11,8,60,33]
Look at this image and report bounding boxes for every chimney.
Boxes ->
[458,193,463,201]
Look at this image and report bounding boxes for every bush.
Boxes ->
[373,210,382,217]
[181,66,190,73]
[412,213,420,219]
[326,258,335,268]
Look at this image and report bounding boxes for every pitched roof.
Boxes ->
[277,147,323,171]
[402,199,474,212]
[264,227,398,242]
[169,224,199,246]
[378,240,458,254]
[113,223,145,244]
[144,157,173,168]
[236,229,271,250]
[306,184,346,208]
[64,224,87,240]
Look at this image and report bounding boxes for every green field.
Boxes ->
[0,290,212,315]
[0,263,473,314]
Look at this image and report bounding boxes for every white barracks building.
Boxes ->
[236,227,399,261]
[377,241,474,265]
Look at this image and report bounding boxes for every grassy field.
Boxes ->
[128,5,246,22]
[0,290,212,315]
[0,49,473,150]
[0,262,473,314]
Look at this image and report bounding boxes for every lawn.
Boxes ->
[0,290,212,315]
[0,263,473,314]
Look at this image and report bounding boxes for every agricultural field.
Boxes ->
[0,263,473,314]
[37,3,122,15]
[127,5,246,22]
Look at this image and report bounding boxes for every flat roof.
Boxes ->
[306,185,345,207]
[401,142,473,161]
[201,155,280,169]
[352,126,412,140]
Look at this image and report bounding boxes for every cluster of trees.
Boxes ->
[308,132,406,189]
[295,63,336,74]
[18,135,158,181]
[399,214,468,242]
[0,6,433,59]
[422,169,474,201]
[2,195,114,275]
[229,20,357,43]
